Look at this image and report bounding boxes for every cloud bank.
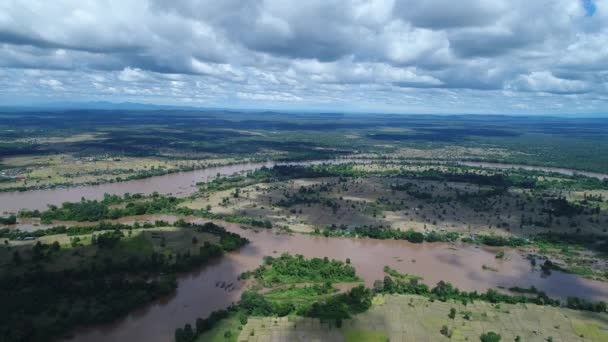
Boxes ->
[0,0,607,114]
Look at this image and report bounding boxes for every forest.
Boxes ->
[0,222,248,342]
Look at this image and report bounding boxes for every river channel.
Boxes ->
[67,216,608,342]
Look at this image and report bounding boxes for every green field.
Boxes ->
[2,111,608,193]
[237,294,608,341]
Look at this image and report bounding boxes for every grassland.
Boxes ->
[238,294,608,341]
[2,111,608,194]
[2,110,608,342]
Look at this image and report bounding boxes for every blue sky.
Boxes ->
[0,0,607,114]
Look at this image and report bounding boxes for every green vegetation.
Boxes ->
[233,292,608,341]
[249,253,360,286]
[177,255,608,342]
[379,275,608,314]
[316,225,460,243]
[480,331,502,342]
[0,215,16,225]
[3,111,608,341]
[383,265,422,281]
[176,254,370,341]
[3,111,608,194]
[0,222,247,342]
[343,330,389,342]
[18,193,179,223]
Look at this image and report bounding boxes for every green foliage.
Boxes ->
[306,285,373,321]
[0,220,169,240]
[173,221,249,252]
[474,235,527,247]
[0,222,247,342]
[320,225,460,244]
[0,215,16,225]
[18,193,180,223]
[252,253,359,286]
[449,307,456,319]
[480,331,501,342]
[383,266,422,281]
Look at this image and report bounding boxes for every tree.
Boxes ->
[449,307,456,319]
[480,331,502,342]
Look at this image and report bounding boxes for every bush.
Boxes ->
[480,331,501,342]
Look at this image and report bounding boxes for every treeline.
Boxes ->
[172,206,274,229]
[175,285,373,342]
[1,269,177,342]
[173,220,249,251]
[462,235,527,247]
[270,162,608,192]
[314,223,608,253]
[0,215,16,225]
[18,194,179,223]
[174,306,237,342]
[533,232,608,253]
[316,225,460,244]
[315,224,535,248]
[0,220,170,240]
[377,277,607,313]
[200,164,353,193]
[0,222,248,342]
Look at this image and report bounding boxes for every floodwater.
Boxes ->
[67,216,608,342]
[458,161,608,180]
[0,160,365,213]
[1,159,606,342]
[2,159,606,214]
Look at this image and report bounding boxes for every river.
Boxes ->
[66,216,608,342]
[1,159,606,214]
[0,160,365,213]
[1,159,607,341]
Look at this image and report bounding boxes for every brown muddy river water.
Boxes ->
[66,217,608,342]
[2,159,606,214]
[0,160,366,213]
[1,160,607,342]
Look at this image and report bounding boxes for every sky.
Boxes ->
[0,0,607,114]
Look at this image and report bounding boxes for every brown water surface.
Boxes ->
[0,160,359,213]
[2,159,606,214]
[68,217,608,342]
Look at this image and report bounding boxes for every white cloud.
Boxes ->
[0,0,606,113]
[508,71,592,94]
[39,78,63,90]
[118,67,147,82]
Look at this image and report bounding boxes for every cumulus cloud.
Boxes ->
[39,79,63,90]
[0,0,606,113]
[118,67,147,82]
[508,71,592,94]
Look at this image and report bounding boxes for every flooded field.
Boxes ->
[2,159,607,342]
[2,159,606,214]
[459,161,608,180]
[0,160,363,213]
[67,217,608,342]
